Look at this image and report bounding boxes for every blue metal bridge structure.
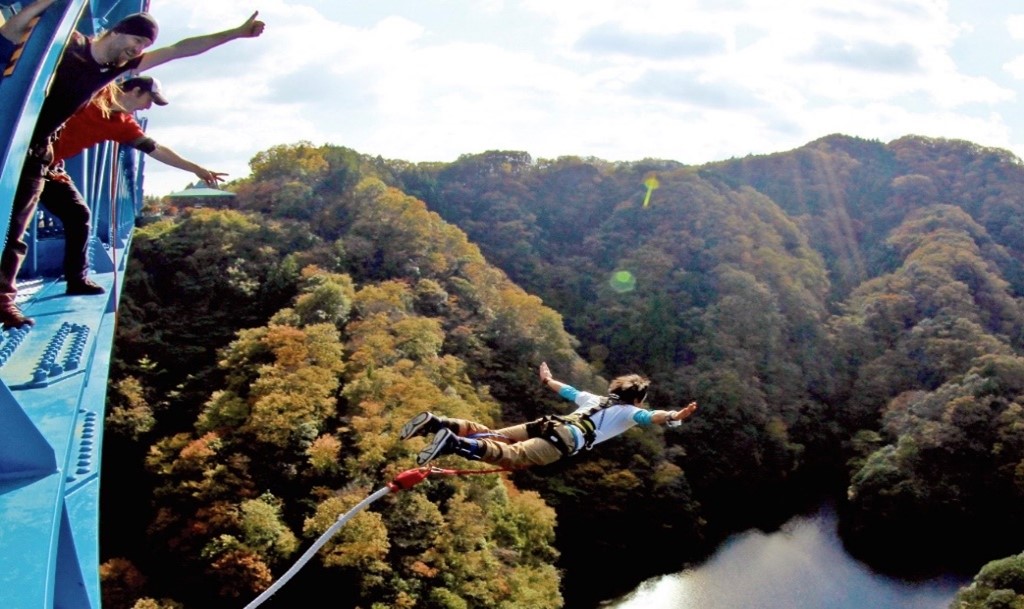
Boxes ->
[1,0,150,607]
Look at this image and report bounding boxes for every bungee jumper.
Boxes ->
[402,362,698,468]
[246,363,696,607]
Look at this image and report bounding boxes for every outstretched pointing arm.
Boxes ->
[147,144,227,187]
[137,11,265,72]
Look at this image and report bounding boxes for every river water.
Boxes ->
[602,507,969,609]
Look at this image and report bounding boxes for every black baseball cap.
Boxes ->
[120,75,169,105]
[111,12,159,43]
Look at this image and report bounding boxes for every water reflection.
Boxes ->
[603,507,967,609]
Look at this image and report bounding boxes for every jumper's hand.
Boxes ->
[539,361,552,384]
[667,402,698,427]
[674,401,698,422]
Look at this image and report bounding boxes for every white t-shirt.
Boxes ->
[563,387,646,450]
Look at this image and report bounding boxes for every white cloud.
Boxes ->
[1008,14,1024,39]
[135,0,1024,196]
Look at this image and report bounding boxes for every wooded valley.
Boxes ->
[100,134,1024,609]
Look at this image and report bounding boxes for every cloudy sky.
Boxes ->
[136,0,1024,196]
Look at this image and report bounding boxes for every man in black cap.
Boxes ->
[0,10,264,328]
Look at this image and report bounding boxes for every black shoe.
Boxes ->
[401,412,443,440]
[0,303,34,329]
[66,279,105,296]
[417,429,456,465]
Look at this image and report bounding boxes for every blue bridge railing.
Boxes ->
[0,1,149,607]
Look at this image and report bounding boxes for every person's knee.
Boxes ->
[46,204,91,226]
[71,207,92,226]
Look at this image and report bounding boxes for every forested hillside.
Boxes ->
[101,135,1024,608]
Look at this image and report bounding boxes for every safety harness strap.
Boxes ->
[527,396,618,456]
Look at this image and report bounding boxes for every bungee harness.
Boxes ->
[526,395,619,457]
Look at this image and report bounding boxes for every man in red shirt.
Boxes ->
[40,75,226,303]
[53,75,225,181]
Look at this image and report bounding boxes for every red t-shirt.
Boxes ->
[52,102,156,164]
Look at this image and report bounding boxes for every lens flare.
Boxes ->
[642,174,660,208]
[610,270,636,293]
